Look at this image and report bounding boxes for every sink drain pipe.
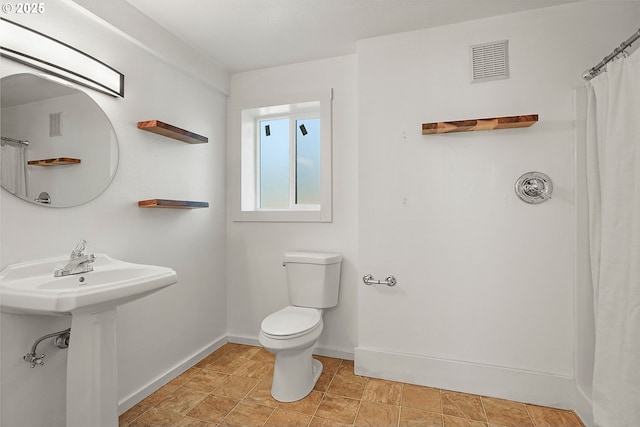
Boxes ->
[23,328,71,368]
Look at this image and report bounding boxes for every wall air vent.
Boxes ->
[470,40,509,83]
[50,112,62,137]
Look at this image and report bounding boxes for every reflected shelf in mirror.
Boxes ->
[28,157,81,166]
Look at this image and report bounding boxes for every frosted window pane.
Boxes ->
[260,118,289,208]
[296,118,321,205]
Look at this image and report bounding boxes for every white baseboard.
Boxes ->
[355,347,576,410]
[226,334,259,347]
[574,385,594,427]
[313,345,354,361]
[227,334,354,360]
[117,334,228,414]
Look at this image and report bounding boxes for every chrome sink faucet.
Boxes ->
[54,240,95,277]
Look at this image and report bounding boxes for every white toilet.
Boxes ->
[258,251,342,402]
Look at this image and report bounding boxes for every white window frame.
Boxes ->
[232,89,333,222]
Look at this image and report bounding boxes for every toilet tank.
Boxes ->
[283,252,342,308]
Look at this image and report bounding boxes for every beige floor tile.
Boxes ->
[313,372,334,392]
[327,373,368,399]
[278,390,324,415]
[186,394,239,423]
[399,407,443,427]
[139,382,181,407]
[233,358,272,379]
[171,368,203,386]
[443,414,488,427]
[185,370,229,393]
[196,352,223,370]
[314,356,342,375]
[525,405,584,427]
[250,348,276,363]
[214,375,259,399]
[222,401,275,427]
[315,393,360,424]
[264,407,313,427]
[205,354,247,375]
[362,378,403,405]
[243,380,280,408]
[128,407,183,427]
[336,359,356,376]
[355,400,400,427]
[216,342,244,355]
[308,416,352,427]
[401,384,442,413]
[174,416,218,427]
[224,344,262,360]
[197,343,239,368]
[482,397,534,427]
[156,386,209,415]
[442,390,486,422]
[262,364,275,381]
[119,404,150,426]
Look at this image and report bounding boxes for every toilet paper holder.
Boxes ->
[363,274,397,287]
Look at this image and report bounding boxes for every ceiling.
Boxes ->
[125,0,577,73]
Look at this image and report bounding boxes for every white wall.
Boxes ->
[356,0,640,415]
[226,55,358,357]
[0,2,228,426]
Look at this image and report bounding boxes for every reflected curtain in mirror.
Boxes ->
[0,137,28,197]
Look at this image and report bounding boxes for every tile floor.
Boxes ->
[119,343,585,427]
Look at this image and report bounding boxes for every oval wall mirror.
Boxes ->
[1,73,119,207]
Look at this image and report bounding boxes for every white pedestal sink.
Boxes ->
[0,254,177,427]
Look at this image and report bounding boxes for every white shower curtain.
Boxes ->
[0,142,27,198]
[586,49,640,427]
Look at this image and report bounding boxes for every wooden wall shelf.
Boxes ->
[138,199,209,209]
[422,114,538,135]
[137,120,208,144]
[28,157,81,166]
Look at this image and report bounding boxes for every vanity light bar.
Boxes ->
[0,18,124,98]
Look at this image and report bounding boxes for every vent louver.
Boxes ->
[470,40,509,83]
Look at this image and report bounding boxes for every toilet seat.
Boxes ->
[261,306,321,340]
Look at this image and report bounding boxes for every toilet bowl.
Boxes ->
[259,306,324,402]
[259,251,342,402]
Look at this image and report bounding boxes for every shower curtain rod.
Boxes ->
[1,136,29,146]
[583,28,640,80]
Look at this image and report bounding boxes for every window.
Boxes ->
[233,89,332,222]
[258,116,321,209]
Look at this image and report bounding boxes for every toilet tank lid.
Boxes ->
[283,252,342,265]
